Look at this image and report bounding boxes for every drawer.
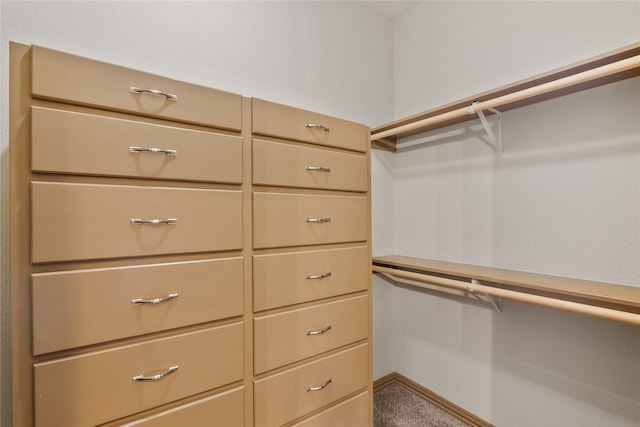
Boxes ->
[252,139,367,191]
[32,257,243,355]
[253,192,368,249]
[31,45,241,130]
[121,387,244,427]
[252,98,368,153]
[32,182,242,263]
[34,323,243,427]
[254,343,369,427]
[253,246,369,311]
[254,295,368,374]
[291,392,370,427]
[32,106,242,183]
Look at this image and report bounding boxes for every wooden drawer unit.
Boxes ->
[252,98,369,153]
[252,139,367,192]
[254,344,369,427]
[253,192,368,249]
[120,387,244,427]
[31,182,242,263]
[254,295,368,374]
[31,45,241,130]
[291,392,370,427]
[253,246,369,311]
[32,106,242,183]
[34,322,243,427]
[11,44,371,427]
[32,257,243,355]
[250,97,372,424]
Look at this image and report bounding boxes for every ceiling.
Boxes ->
[363,1,420,19]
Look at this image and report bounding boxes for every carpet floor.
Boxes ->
[374,383,471,427]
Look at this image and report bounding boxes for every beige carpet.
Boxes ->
[374,382,471,427]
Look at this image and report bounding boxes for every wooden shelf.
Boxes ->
[373,255,640,324]
[371,42,640,152]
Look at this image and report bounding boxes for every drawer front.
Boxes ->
[252,98,368,153]
[254,344,369,427]
[253,246,369,312]
[253,192,368,249]
[291,392,370,427]
[34,323,243,427]
[252,139,367,191]
[32,46,241,130]
[32,182,242,263]
[254,295,368,374]
[32,107,242,183]
[32,257,243,355]
[122,387,244,427]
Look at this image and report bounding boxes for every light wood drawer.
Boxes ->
[32,257,243,355]
[254,344,369,427]
[32,182,242,263]
[121,386,244,427]
[291,392,370,427]
[254,295,368,374]
[252,139,367,191]
[34,323,243,427]
[253,192,368,249]
[252,98,368,153]
[31,45,241,130]
[32,106,242,183]
[253,246,369,312]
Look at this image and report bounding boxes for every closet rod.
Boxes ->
[371,54,640,142]
[372,264,640,326]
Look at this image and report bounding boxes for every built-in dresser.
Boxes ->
[251,99,372,426]
[9,43,372,426]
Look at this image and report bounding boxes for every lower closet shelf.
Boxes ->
[373,255,640,325]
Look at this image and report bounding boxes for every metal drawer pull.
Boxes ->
[306,325,332,336]
[306,272,332,280]
[305,166,331,172]
[130,218,178,225]
[307,378,332,392]
[305,123,330,132]
[132,365,179,382]
[130,86,178,101]
[305,217,331,223]
[129,146,177,156]
[131,293,179,305]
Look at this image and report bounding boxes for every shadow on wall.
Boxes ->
[491,301,640,426]
[379,278,640,425]
[389,78,639,179]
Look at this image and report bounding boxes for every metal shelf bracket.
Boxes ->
[468,279,503,314]
[468,101,503,156]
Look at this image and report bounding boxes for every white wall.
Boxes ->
[0,2,394,425]
[387,1,640,425]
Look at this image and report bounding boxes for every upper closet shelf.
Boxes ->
[371,42,640,152]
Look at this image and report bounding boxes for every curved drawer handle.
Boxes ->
[306,272,332,280]
[305,166,331,173]
[130,86,178,101]
[307,378,332,392]
[130,218,178,225]
[131,293,179,305]
[306,325,332,336]
[305,123,330,132]
[129,146,178,156]
[305,217,331,223]
[132,365,179,382]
